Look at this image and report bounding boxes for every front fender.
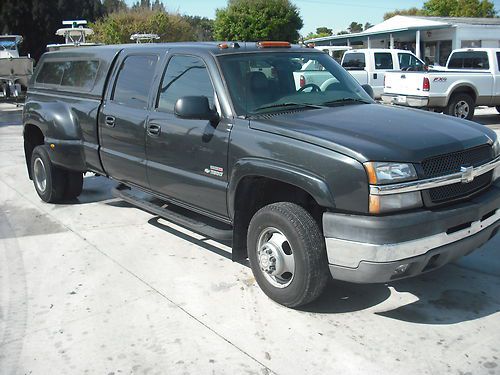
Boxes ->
[227,157,335,219]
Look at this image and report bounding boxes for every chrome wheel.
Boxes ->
[256,227,295,288]
[33,157,47,192]
[454,100,469,119]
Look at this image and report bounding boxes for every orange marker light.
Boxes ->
[218,43,229,49]
[363,162,378,184]
[369,195,380,214]
[50,143,56,149]
[257,41,291,48]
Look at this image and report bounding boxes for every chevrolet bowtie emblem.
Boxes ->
[460,166,474,183]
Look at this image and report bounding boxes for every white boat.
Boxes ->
[46,20,103,51]
[0,35,34,99]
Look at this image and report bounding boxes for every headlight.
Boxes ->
[493,138,500,157]
[364,162,418,184]
[364,162,421,213]
[493,138,500,181]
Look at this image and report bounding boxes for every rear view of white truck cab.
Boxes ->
[382,48,500,120]
[341,49,425,99]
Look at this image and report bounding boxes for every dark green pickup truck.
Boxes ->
[23,41,500,307]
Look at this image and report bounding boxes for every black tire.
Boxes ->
[444,93,475,120]
[30,145,67,203]
[64,171,83,199]
[496,106,500,115]
[247,202,330,308]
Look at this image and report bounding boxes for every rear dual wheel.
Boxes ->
[247,202,330,308]
[31,145,83,203]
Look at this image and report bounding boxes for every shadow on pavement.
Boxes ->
[60,175,116,205]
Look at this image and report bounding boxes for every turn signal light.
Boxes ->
[257,41,291,48]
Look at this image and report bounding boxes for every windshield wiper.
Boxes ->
[254,102,324,112]
[322,98,371,106]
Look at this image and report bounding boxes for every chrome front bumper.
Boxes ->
[323,182,500,283]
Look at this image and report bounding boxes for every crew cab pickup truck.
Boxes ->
[341,48,426,99]
[23,41,500,308]
[382,48,500,120]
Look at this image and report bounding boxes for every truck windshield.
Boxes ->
[217,52,373,116]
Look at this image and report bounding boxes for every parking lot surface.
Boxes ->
[1,104,500,375]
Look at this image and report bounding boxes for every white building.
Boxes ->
[305,16,500,66]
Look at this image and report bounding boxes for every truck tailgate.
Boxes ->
[384,71,428,98]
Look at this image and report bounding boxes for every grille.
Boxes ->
[428,171,493,203]
[422,145,492,178]
[421,145,493,205]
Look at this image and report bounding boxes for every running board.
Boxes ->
[111,184,233,241]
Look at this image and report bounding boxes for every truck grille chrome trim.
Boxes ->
[370,156,500,196]
[325,208,500,268]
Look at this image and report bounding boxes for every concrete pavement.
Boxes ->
[1,104,500,374]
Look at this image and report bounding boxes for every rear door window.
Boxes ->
[342,53,365,69]
[157,55,214,113]
[112,55,158,109]
[374,53,393,70]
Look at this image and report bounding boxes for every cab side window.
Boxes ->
[157,55,214,113]
[374,52,393,70]
[398,53,423,70]
[112,55,158,109]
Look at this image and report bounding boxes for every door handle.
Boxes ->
[105,115,115,127]
[147,124,161,136]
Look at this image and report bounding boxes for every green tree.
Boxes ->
[214,0,303,42]
[183,16,215,41]
[103,0,127,14]
[305,26,333,40]
[0,0,103,61]
[383,7,422,20]
[422,0,496,17]
[347,22,363,33]
[364,22,373,30]
[89,9,194,45]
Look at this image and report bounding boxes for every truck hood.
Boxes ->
[249,104,496,163]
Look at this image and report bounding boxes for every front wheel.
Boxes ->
[444,93,475,120]
[247,202,330,308]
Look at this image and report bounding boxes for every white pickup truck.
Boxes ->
[340,49,426,99]
[382,48,500,120]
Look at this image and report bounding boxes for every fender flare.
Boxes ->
[227,157,335,219]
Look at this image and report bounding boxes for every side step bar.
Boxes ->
[111,184,233,241]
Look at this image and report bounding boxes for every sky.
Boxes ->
[125,0,500,35]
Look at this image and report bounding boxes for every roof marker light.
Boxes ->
[257,41,291,48]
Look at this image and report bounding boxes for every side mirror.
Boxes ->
[174,96,219,123]
[361,84,374,99]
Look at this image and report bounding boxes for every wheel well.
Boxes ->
[450,86,477,102]
[24,124,44,179]
[231,176,325,261]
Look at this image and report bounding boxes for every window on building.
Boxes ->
[438,41,452,66]
[461,40,482,48]
[112,55,158,109]
[341,53,365,69]
[374,53,393,70]
[424,42,437,65]
[448,51,489,70]
[157,55,214,113]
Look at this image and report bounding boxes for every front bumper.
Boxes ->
[323,183,500,283]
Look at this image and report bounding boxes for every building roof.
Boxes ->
[305,15,500,44]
